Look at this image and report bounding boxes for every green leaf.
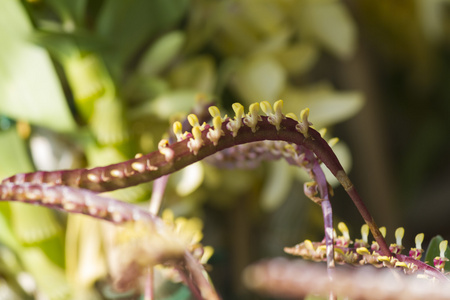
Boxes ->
[231,55,286,105]
[129,90,202,120]
[260,161,293,212]
[296,0,357,59]
[138,31,186,76]
[96,0,189,68]
[169,55,217,93]
[0,1,76,132]
[281,83,364,128]
[424,235,450,271]
[0,128,33,178]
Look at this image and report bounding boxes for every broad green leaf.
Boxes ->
[275,42,319,75]
[281,83,364,128]
[43,0,88,27]
[231,55,286,105]
[169,55,217,93]
[138,31,186,76]
[66,215,107,295]
[0,1,76,132]
[96,0,189,68]
[0,128,33,178]
[90,97,128,145]
[173,162,205,197]
[260,160,293,212]
[22,248,71,299]
[296,0,356,59]
[424,235,450,271]
[10,203,61,245]
[63,53,113,121]
[130,90,203,120]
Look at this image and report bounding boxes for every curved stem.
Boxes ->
[2,115,390,255]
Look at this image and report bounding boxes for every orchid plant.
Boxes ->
[1,99,449,300]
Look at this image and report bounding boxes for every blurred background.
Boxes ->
[0,0,449,299]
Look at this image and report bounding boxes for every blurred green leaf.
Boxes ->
[231,55,286,104]
[0,1,76,132]
[138,31,186,76]
[281,83,364,128]
[296,0,356,59]
[169,55,216,93]
[424,235,450,271]
[275,42,319,75]
[43,0,88,28]
[96,0,189,69]
[129,90,201,120]
[260,161,293,212]
[0,128,33,178]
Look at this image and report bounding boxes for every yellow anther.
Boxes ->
[212,115,223,131]
[328,137,339,148]
[249,102,260,115]
[260,101,273,115]
[158,139,174,162]
[304,240,315,253]
[187,114,200,127]
[232,103,244,118]
[395,227,405,246]
[209,106,228,122]
[296,108,312,138]
[415,233,424,250]
[285,113,298,121]
[227,103,245,137]
[334,248,345,255]
[173,121,184,141]
[379,227,386,238]
[261,100,284,131]
[356,247,370,255]
[300,108,309,122]
[206,116,224,146]
[361,224,369,244]
[377,256,390,262]
[158,139,169,148]
[395,261,408,268]
[338,222,350,241]
[273,99,283,115]
[187,126,204,155]
[439,240,448,258]
[134,153,143,159]
[317,245,327,252]
[208,106,221,118]
[243,102,262,133]
[318,128,327,137]
[283,144,297,158]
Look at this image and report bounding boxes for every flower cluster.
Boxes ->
[285,222,449,278]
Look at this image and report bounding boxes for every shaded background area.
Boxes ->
[0,0,449,299]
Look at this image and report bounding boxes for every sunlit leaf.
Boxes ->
[0,1,76,132]
[424,235,450,271]
[138,31,186,76]
[169,56,217,93]
[22,248,71,299]
[231,55,286,105]
[96,0,189,68]
[281,83,364,128]
[260,161,293,212]
[131,90,201,120]
[173,162,205,197]
[296,0,356,59]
